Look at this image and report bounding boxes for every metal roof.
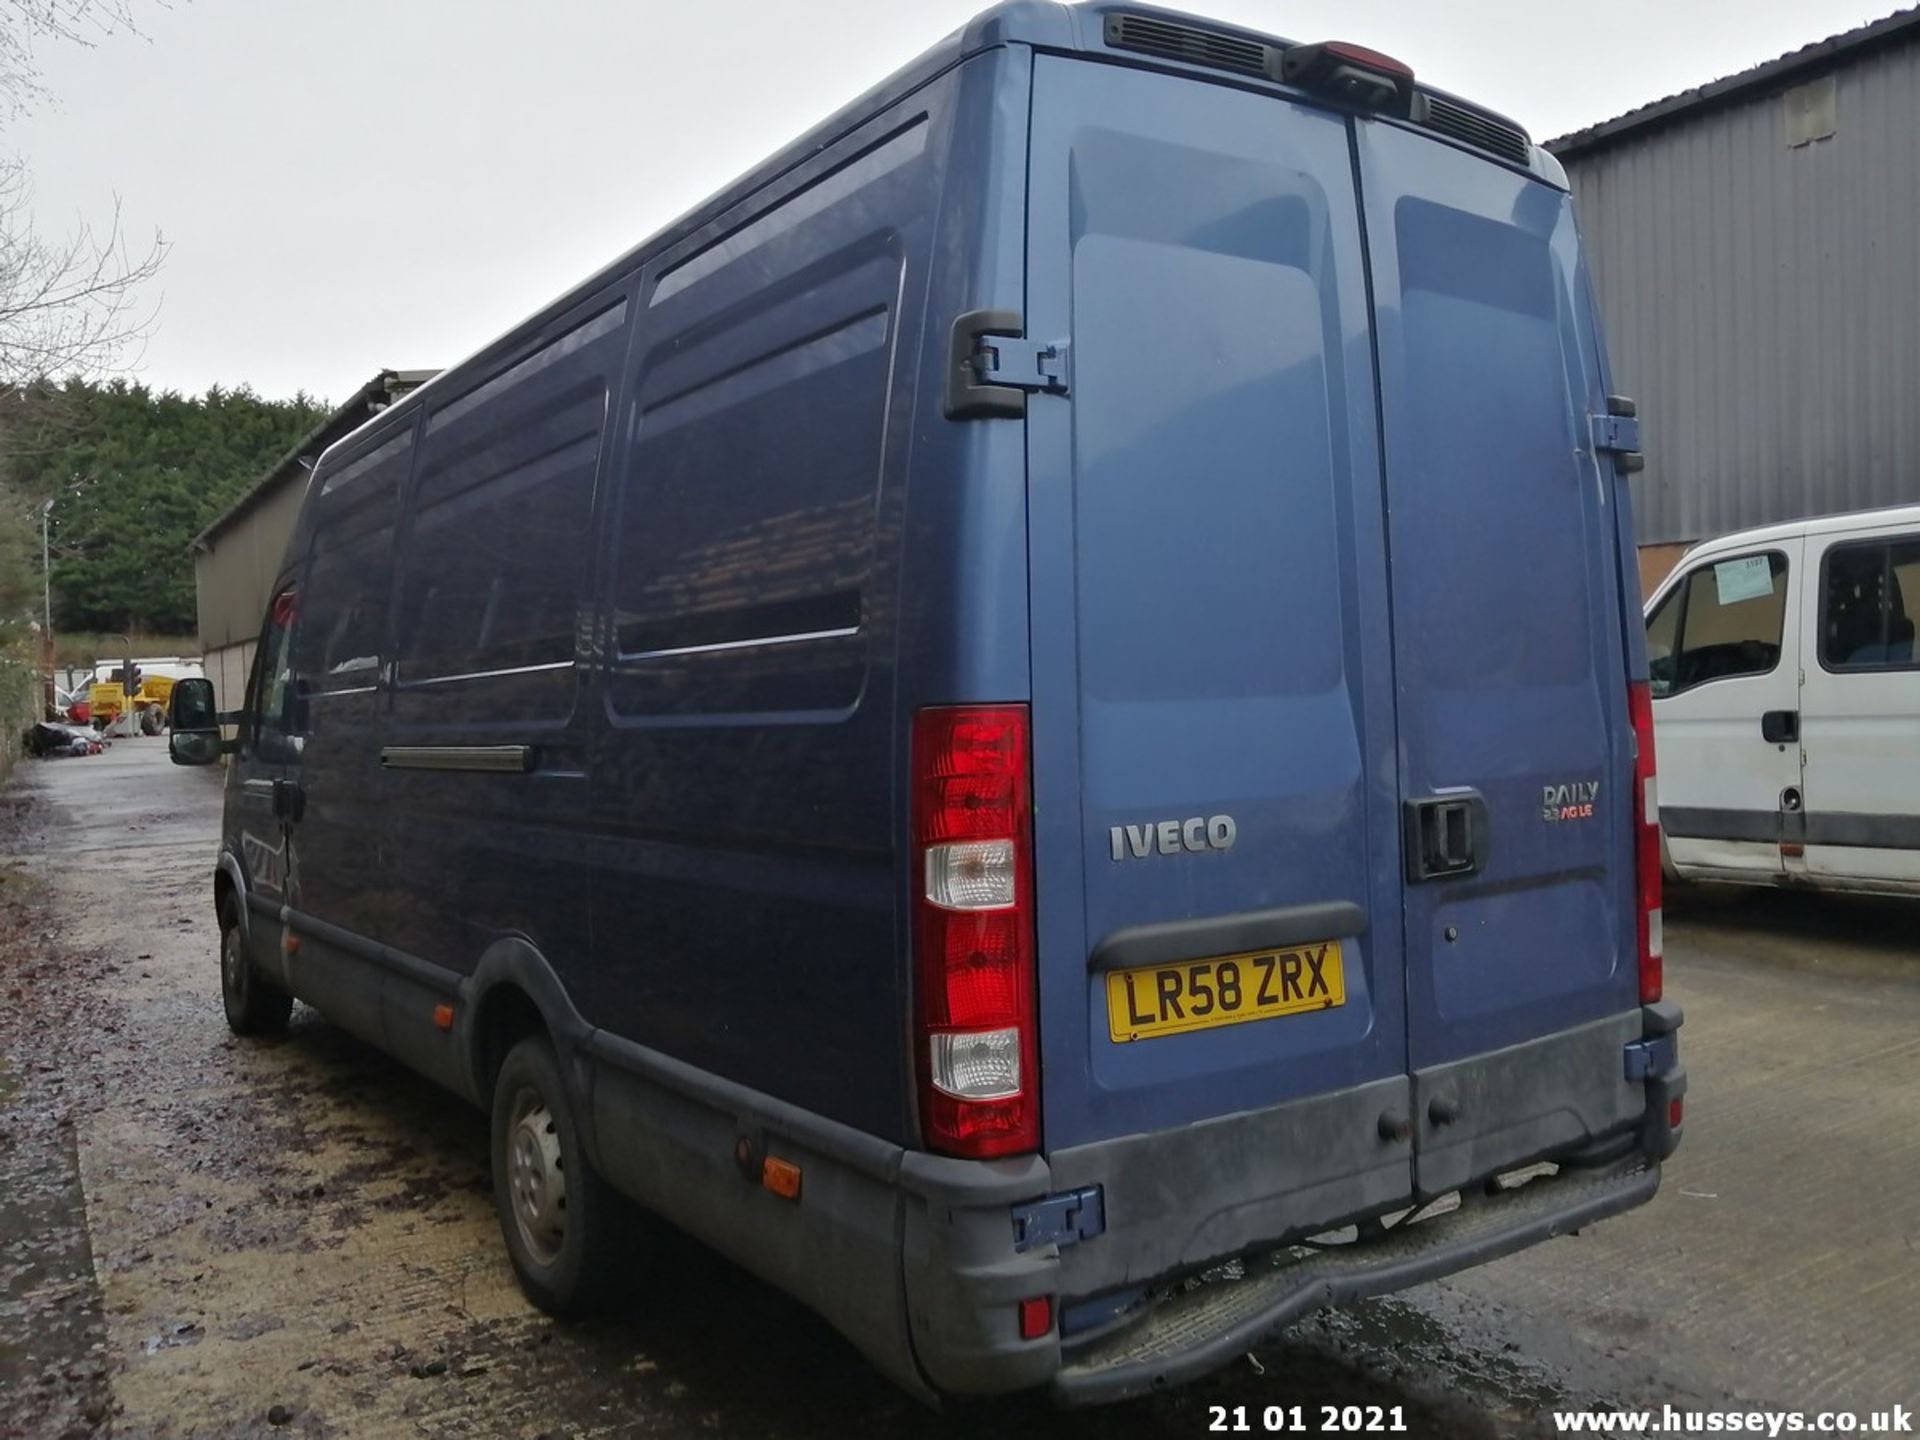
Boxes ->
[1666,501,1920,566]
[1546,5,1920,158]
[191,368,438,550]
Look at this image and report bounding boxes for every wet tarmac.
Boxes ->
[2,738,1915,1438]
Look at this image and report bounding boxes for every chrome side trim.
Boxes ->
[403,660,574,688]
[623,626,859,662]
[380,745,533,774]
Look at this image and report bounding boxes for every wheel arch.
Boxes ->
[461,938,601,1162]
[214,852,249,940]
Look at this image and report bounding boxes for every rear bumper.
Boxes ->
[903,1006,1681,1399]
[1052,1155,1661,1404]
[586,1007,1681,1403]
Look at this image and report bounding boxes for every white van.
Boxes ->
[1647,503,1920,895]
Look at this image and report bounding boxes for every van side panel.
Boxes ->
[284,423,417,1044]
[372,290,631,997]
[291,425,414,919]
[584,69,963,1144]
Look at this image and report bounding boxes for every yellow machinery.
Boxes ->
[87,671,178,734]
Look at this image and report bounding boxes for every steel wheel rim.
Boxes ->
[507,1087,567,1267]
[222,928,245,1000]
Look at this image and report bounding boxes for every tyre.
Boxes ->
[219,899,293,1036]
[491,1036,642,1318]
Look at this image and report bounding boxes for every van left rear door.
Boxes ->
[1023,57,1412,1196]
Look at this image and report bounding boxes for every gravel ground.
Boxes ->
[1,737,1915,1438]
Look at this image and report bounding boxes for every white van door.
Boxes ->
[1796,527,1920,889]
[1648,541,1803,879]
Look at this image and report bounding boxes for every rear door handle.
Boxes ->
[1404,792,1489,883]
[1761,710,1799,744]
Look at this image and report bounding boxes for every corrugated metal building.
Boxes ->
[192,369,437,713]
[1547,7,1920,592]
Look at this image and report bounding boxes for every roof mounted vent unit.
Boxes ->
[1103,13,1276,79]
[1415,93,1533,166]
[1103,13,1534,168]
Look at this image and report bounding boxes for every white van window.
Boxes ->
[1647,551,1787,696]
[1819,537,1920,671]
[1645,585,1682,694]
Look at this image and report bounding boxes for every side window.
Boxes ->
[301,540,390,687]
[248,588,298,751]
[1820,537,1920,671]
[398,401,599,681]
[609,130,924,719]
[296,428,411,698]
[1645,586,1682,697]
[1652,552,1788,696]
[391,298,626,725]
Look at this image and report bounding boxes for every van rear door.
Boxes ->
[1353,124,1641,1194]
[1024,56,1642,1206]
[1023,57,1412,1211]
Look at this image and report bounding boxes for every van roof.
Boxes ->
[1678,501,1920,562]
[310,2,1553,477]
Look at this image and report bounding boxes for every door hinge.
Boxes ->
[1011,1185,1105,1252]
[945,308,1070,420]
[976,334,1071,393]
[1592,395,1644,474]
[1623,1033,1678,1081]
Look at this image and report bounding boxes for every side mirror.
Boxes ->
[167,677,223,767]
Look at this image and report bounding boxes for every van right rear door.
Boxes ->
[1353,122,1644,1195]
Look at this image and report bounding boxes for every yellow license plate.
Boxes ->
[1105,941,1346,1043]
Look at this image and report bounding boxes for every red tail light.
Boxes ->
[1628,681,1663,1003]
[912,706,1039,1158]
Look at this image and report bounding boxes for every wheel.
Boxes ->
[491,1036,642,1317]
[220,900,293,1035]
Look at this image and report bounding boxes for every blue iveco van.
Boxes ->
[168,2,1684,1403]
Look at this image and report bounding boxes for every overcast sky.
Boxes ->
[11,0,1899,404]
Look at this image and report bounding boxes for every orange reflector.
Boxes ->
[1018,1295,1053,1340]
[433,1003,455,1031]
[762,1156,802,1201]
[283,934,300,954]
[1669,1097,1684,1129]
[1781,841,1805,858]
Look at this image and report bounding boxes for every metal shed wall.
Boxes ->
[193,477,305,655]
[1561,33,1920,545]
[192,477,305,714]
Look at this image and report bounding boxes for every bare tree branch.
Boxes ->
[0,4,169,384]
[0,157,167,385]
[0,0,143,116]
